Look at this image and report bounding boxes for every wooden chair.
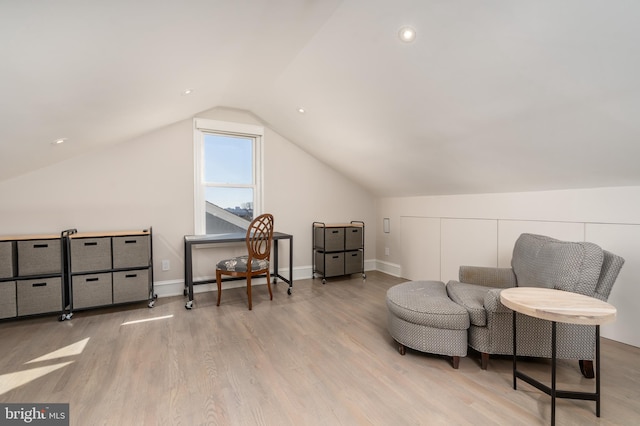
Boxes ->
[215,213,274,310]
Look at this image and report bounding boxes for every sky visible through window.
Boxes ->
[204,133,253,210]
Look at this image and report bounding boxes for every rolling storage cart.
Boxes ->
[312,221,365,284]
[62,228,156,320]
[0,234,65,320]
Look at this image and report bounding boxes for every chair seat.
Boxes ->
[217,255,269,273]
[446,281,502,327]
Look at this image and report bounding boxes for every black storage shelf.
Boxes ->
[64,229,156,319]
[312,221,366,284]
[0,228,155,322]
[0,234,65,321]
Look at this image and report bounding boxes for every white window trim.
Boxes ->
[193,118,264,235]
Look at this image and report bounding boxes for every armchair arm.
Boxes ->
[484,288,513,313]
[459,266,517,289]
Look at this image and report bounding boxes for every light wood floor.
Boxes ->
[1,271,639,425]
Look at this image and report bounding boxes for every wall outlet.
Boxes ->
[384,247,390,256]
[162,260,170,271]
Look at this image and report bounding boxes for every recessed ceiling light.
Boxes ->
[182,88,194,95]
[398,26,416,43]
[52,138,66,145]
[298,107,305,114]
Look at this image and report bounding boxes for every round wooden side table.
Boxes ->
[500,287,616,426]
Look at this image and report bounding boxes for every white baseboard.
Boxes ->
[153,259,401,298]
[374,260,402,277]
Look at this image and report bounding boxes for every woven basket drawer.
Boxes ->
[70,237,111,273]
[344,250,363,275]
[17,239,61,276]
[73,273,112,309]
[315,251,344,277]
[0,241,14,279]
[345,227,363,250]
[314,227,344,252]
[0,281,16,319]
[17,277,62,316]
[113,269,149,304]
[113,235,149,269]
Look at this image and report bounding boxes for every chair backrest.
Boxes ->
[511,233,624,300]
[594,250,625,301]
[246,213,274,261]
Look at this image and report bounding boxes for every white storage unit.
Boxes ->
[312,221,365,284]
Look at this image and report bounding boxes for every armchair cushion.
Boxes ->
[447,282,496,326]
[512,233,603,296]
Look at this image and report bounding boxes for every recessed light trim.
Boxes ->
[398,26,416,43]
[182,88,194,95]
[52,138,66,145]
[298,107,305,114]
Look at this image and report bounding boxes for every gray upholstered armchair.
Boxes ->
[446,233,624,377]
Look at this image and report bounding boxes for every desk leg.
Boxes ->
[185,241,194,310]
[273,239,279,284]
[551,321,557,426]
[288,236,293,294]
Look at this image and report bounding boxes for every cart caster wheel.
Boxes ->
[148,300,155,308]
[60,313,73,321]
[185,301,193,310]
[287,288,292,295]
[362,273,366,279]
[322,279,326,284]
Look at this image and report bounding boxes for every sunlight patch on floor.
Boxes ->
[0,362,74,395]
[121,314,173,326]
[25,338,90,364]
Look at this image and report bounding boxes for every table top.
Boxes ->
[500,287,616,326]
[184,231,292,243]
[0,234,61,241]
[313,223,364,228]
[70,230,150,238]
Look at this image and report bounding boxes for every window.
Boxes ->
[194,118,263,235]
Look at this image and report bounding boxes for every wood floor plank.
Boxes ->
[1,271,639,425]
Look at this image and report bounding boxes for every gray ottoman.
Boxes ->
[386,280,470,368]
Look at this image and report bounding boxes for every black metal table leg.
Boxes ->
[596,325,601,417]
[513,311,517,390]
[551,321,557,426]
[184,240,194,309]
[273,239,279,283]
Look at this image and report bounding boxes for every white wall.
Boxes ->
[0,107,376,298]
[376,187,640,348]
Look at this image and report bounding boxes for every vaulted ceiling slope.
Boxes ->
[2,0,640,197]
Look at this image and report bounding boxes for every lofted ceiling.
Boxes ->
[2,0,640,197]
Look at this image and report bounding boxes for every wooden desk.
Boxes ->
[183,232,293,309]
[500,287,616,425]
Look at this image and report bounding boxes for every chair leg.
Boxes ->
[452,356,460,369]
[481,352,489,370]
[247,275,252,310]
[579,360,595,378]
[398,342,406,355]
[266,270,273,300]
[216,270,222,306]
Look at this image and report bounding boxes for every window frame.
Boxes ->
[193,118,264,235]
